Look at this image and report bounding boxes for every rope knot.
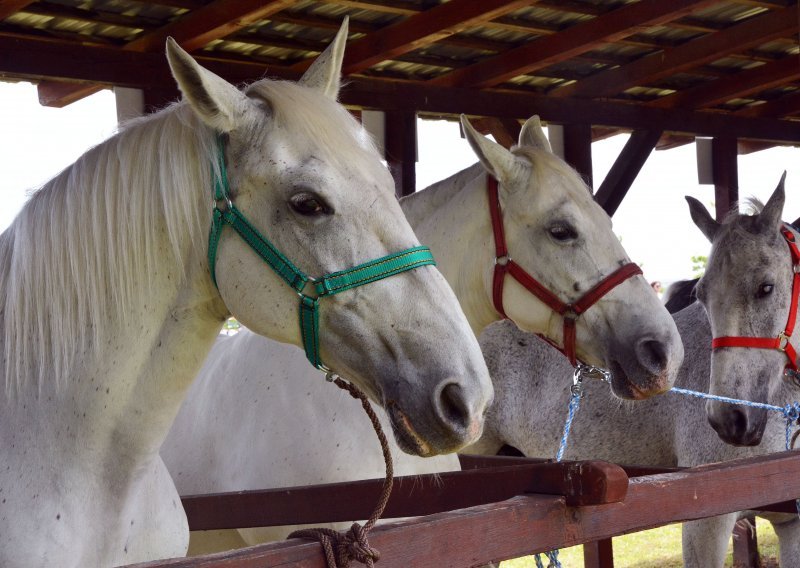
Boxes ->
[784,402,800,423]
[342,523,380,565]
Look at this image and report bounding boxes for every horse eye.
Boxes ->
[289,192,332,217]
[548,223,577,242]
[756,283,774,298]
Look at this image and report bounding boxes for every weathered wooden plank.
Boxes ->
[182,460,628,530]
[561,123,594,189]
[431,0,717,88]
[127,451,800,568]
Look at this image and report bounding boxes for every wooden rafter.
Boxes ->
[5,35,800,144]
[554,5,799,99]
[649,55,800,110]
[738,90,800,119]
[469,117,521,149]
[36,0,296,107]
[430,0,718,88]
[329,0,532,75]
[595,130,662,216]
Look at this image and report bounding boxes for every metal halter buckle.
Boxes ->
[214,196,233,213]
[778,331,791,352]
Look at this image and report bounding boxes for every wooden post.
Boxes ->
[712,135,738,221]
[142,86,180,114]
[384,110,417,197]
[583,538,615,568]
[732,515,760,568]
[561,123,593,189]
[595,129,662,217]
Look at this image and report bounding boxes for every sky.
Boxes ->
[3,80,800,286]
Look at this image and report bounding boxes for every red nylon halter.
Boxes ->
[487,176,643,366]
[711,226,800,372]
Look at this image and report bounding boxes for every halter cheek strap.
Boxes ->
[712,226,800,373]
[208,136,436,371]
[487,176,643,366]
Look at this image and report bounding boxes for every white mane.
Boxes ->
[1,79,383,396]
[1,102,215,394]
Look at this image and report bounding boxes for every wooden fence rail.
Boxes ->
[123,450,800,568]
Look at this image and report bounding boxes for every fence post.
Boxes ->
[583,538,614,568]
[732,515,760,568]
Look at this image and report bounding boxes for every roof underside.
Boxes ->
[2,0,800,145]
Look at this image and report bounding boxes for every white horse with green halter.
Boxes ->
[0,20,493,568]
[162,111,684,553]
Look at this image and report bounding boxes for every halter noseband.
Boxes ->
[488,176,643,367]
[208,135,436,371]
[711,226,800,374]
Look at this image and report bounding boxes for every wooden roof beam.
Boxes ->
[6,35,800,144]
[328,0,532,75]
[430,0,717,88]
[36,0,296,107]
[555,5,799,99]
[649,55,800,110]
[469,117,522,149]
[738,90,800,119]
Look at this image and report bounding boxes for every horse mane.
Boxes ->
[1,101,217,395]
[2,79,385,396]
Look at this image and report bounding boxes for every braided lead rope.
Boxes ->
[535,365,611,568]
[669,386,800,516]
[288,375,394,567]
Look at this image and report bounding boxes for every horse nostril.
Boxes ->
[730,408,748,437]
[436,382,471,435]
[635,338,669,374]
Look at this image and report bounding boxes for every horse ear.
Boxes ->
[298,17,348,99]
[461,115,524,186]
[686,196,720,242]
[757,171,786,234]
[166,37,249,133]
[518,115,552,153]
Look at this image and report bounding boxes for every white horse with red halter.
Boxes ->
[0,20,493,567]
[162,111,683,553]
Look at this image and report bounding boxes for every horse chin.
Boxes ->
[607,361,648,401]
[606,359,671,401]
[386,402,435,457]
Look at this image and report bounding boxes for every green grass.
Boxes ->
[500,519,780,567]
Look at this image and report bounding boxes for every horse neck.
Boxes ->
[1,108,227,473]
[401,164,498,334]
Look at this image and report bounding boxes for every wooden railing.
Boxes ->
[124,451,800,568]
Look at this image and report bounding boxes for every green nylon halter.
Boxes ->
[207,136,436,370]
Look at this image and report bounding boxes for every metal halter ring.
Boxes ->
[214,196,233,213]
[778,331,791,352]
[495,255,511,266]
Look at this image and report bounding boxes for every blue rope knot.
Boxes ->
[783,402,800,424]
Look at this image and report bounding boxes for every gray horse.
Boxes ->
[476,176,800,567]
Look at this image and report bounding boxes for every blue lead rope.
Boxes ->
[535,365,609,568]
[536,375,800,568]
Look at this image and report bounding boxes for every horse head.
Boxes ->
[688,173,796,446]
[461,116,683,399]
[166,21,492,456]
